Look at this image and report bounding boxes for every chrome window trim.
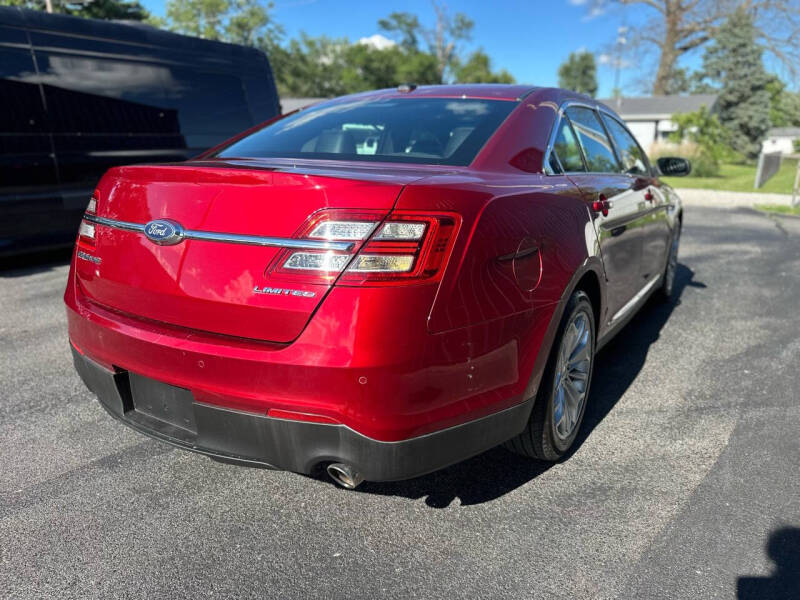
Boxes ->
[543,100,628,177]
[83,214,356,252]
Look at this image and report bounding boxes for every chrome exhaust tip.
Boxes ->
[326,463,364,489]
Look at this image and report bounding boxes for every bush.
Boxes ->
[687,151,720,177]
[666,107,741,175]
[793,139,800,153]
[650,141,720,177]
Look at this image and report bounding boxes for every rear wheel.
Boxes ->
[506,290,596,461]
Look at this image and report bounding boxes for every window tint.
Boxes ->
[601,114,650,176]
[549,118,584,173]
[32,51,251,143]
[161,66,252,136]
[34,51,176,134]
[0,48,46,133]
[216,98,516,166]
[565,106,619,173]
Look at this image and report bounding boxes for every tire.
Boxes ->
[658,222,681,301]
[506,290,596,461]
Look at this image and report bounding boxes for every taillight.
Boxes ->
[340,213,459,285]
[268,210,460,286]
[78,195,98,248]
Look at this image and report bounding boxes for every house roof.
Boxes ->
[767,127,800,137]
[598,94,718,119]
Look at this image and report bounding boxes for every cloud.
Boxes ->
[567,0,588,4]
[357,34,396,50]
[584,5,606,19]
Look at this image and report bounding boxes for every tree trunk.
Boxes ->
[652,2,681,95]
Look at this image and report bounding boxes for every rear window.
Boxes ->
[215,97,517,166]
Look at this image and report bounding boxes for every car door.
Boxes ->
[560,105,647,321]
[600,112,671,284]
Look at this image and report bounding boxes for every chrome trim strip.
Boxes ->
[83,214,355,252]
[85,214,145,233]
[609,274,661,324]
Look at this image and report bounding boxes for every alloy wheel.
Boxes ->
[552,310,594,441]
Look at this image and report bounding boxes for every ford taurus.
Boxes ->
[65,84,690,488]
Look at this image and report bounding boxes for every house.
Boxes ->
[761,127,800,155]
[598,94,719,150]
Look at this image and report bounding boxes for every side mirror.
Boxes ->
[657,156,692,177]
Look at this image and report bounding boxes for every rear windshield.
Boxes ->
[214,97,517,166]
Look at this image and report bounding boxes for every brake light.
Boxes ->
[268,210,460,286]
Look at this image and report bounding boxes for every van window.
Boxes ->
[0,47,45,133]
[565,106,620,173]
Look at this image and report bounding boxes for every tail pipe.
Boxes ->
[326,463,364,489]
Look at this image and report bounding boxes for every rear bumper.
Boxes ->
[72,346,532,481]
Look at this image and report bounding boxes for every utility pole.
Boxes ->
[45,0,54,13]
[613,25,627,109]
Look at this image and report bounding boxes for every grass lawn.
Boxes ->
[753,203,800,215]
[662,158,798,194]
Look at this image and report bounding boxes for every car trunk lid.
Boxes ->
[76,161,431,343]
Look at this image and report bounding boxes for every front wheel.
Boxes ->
[506,290,596,461]
[659,224,681,300]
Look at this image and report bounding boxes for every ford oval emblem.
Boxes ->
[143,219,184,245]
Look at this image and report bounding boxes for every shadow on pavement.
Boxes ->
[355,264,706,507]
[737,527,800,600]
[0,247,73,277]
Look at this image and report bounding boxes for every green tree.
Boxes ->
[378,2,474,83]
[766,77,800,128]
[693,9,771,160]
[5,0,149,20]
[669,105,738,175]
[557,51,597,97]
[162,0,281,46]
[377,12,421,51]
[453,50,514,84]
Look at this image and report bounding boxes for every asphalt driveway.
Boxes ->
[1,205,798,599]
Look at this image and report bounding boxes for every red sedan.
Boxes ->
[65,84,690,488]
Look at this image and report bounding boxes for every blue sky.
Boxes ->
[140,0,701,97]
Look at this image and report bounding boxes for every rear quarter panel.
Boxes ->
[396,172,603,407]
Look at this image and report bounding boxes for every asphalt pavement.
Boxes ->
[1,205,798,599]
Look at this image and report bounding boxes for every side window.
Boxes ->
[565,106,619,173]
[601,114,650,176]
[549,118,585,173]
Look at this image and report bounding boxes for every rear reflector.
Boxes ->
[86,197,97,214]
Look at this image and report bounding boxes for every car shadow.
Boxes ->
[0,247,73,277]
[737,527,800,599]
[352,264,706,507]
